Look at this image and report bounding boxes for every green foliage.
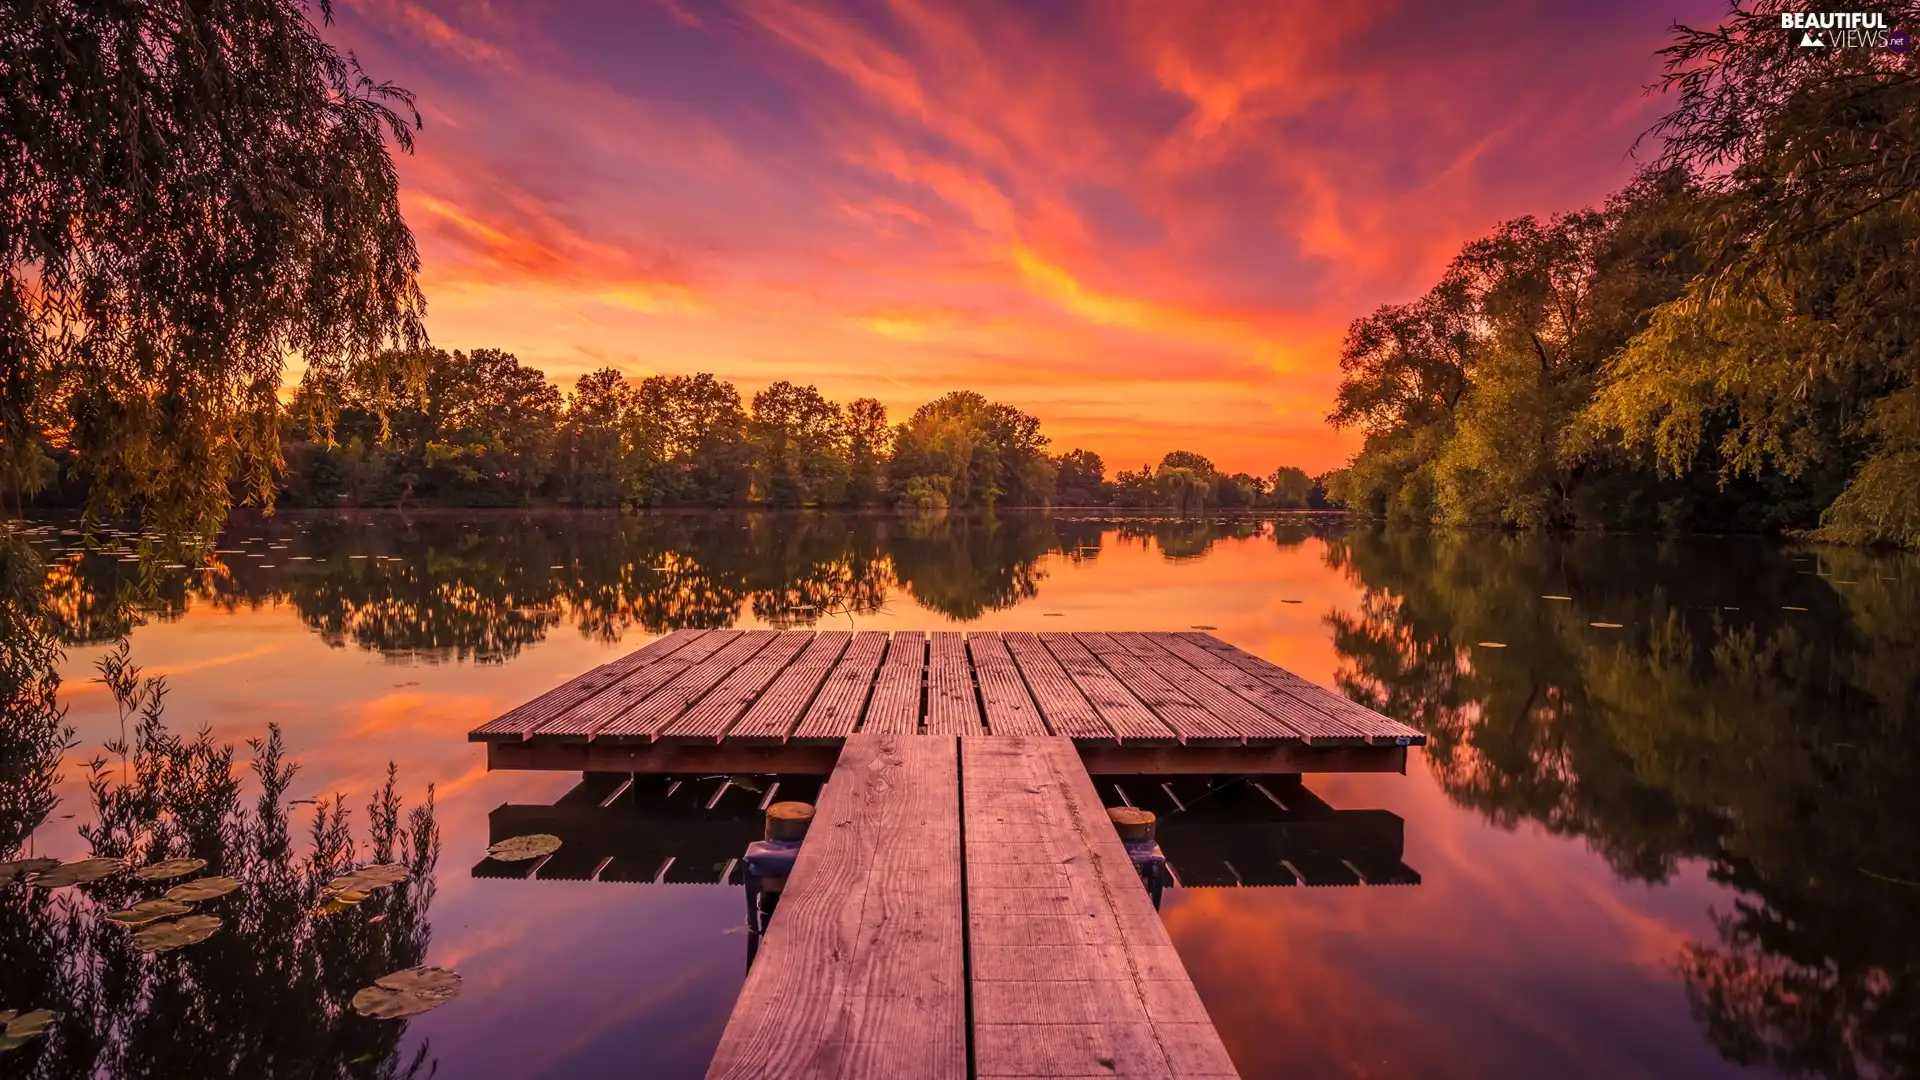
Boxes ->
[0,0,425,537]
[1052,449,1109,505]
[1332,4,1920,546]
[751,381,848,507]
[888,391,1055,511]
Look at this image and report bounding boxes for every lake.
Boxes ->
[3,510,1915,1079]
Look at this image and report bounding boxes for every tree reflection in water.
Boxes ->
[2,534,442,1077]
[1325,527,1920,1079]
[13,513,1920,1076]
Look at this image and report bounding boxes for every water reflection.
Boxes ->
[1327,529,1920,1079]
[1091,775,1420,889]
[6,513,1919,1079]
[0,580,442,1078]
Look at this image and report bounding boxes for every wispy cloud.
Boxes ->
[326,0,1719,472]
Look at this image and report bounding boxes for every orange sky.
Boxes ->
[328,0,1721,475]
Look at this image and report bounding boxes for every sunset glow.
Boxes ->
[328,0,1718,475]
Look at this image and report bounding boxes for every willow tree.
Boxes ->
[1,0,426,536]
[1589,1,1920,546]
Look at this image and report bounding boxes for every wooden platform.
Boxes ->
[706,733,1238,1079]
[471,630,1422,775]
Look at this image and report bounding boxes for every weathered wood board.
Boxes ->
[706,733,966,1080]
[964,736,1240,1078]
[471,630,1424,752]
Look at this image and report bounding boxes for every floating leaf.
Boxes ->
[1280,599,1303,604]
[165,876,241,902]
[0,1008,56,1051]
[131,914,222,953]
[1476,642,1507,648]
[1189,624,1216,630]
[325,863,409,895]
[486,834,561,862]
[30,858,124,887]
[0,858,59,883]
[132,858,207,881]
[1783,605,1809,611]
[1542,595,1572,601]
[1590,622,1624,629]
[105,899,195,927]
[351,966,463,1019]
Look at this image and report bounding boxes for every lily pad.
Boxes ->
[0,858,60,884]
[165,876,241,902]
[351,966,463,1019]
[486,834,561,862]
[0,1008,56,1052]
[325,863,409,895]
[132,858,207,881]
[105,899,195,927]
[30,858,124,887]
[130,914,222,953]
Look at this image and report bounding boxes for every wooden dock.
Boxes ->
[470,629,1423,776]
[468,629,1428,1080]
[705,733,1236,1079]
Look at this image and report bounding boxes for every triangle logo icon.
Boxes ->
[1799,30,1825,46]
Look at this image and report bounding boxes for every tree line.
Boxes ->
[271,352,1337,512]
[1326,5,1920,547]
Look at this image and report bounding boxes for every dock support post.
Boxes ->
[740,801,815,965]
[1109,806,1169,908]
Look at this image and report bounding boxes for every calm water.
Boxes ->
[2,511,1915,1079]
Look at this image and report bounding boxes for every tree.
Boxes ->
[844,398,890,505]
[420,349,561,504]
[750,381,848,506]
[1054,449,1110,505]
[560,369,633,507]
[1,0,426,536]
[633,373,750,505]
[1585,4,1920,546]
[1267,467,1313,508]
[889,392,1054,510]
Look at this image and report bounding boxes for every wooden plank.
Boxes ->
[531,629,743,741]
[707,733,965,1080]
[1003,632,1113,742]
[489,737,1408,776]
[488,739,844,775]
[658,632,814,743]
[861,631,925,735]
[924,630,984,736]
[791,631,888,742]
[469,629,704,741]
[728,631,854,743]
[594,631,780,742]
[1155,634,1389,746]
[964,736,1238,1079]
[967,633,1049,737]
[1073,742,1406,776]
[1108,634,1302,744]
[1038,633,1175,744]
[1175,633,1423,745]
[1074,633,1240,745]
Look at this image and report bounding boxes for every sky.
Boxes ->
[327,0,1725,476]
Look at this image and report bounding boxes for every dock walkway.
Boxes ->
[470,629,1430,1079]
[471,630,1423,776]
[707,732,1236,1080]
